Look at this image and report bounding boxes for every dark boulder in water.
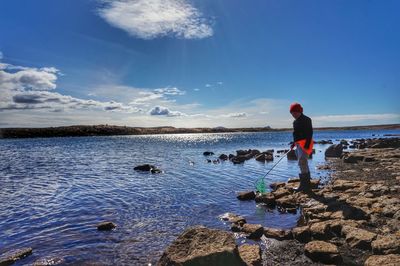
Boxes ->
[219,154,229,160]
[203,151,214,156]
[134,164,162,173]
[97,221,116,231]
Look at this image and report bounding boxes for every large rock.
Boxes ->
[238,244,261,266]
[304,241,342,264]
[343,155,365,163]
[364,254,400,266]
[157,226,245,266]
[372,235,400,255]
[97,221,116,231]
[343,227,377,249]
[255,193,276,207]
[255,153,273,162]
[242,224,264,239]
[325,144,343,158]
[0,248,33,265]
[203,151,214,156]
[292,226,311,243]
[237,191,256,201]
[219,213,246,226]
[263,227,292,240]
[134,164,162,173]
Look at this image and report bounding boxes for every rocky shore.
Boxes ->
[158,137,400,265]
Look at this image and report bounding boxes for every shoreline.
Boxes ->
[0,123,399,139]
[159,137,400,265]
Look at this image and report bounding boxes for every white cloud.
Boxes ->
[0,51,3,60]
[0,58,138,113]
[0,64,59,91]
[205,83,211,87]
[149,106,186,117]
[193,88,200,91]
[97,0,213,39]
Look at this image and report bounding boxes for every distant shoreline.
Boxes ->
[0,124,399,139]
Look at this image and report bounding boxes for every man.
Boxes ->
[290,102,313,192]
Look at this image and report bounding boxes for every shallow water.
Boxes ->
[0,129,398,265]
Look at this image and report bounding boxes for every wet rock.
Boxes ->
[33,257,65,266]
[134,164,162,173]
[304,241,342,264]
[231,223,242,232]
[237,191,256,201]
[219,154,228,160]
[229,154,235,160]
[343,227,376,249]
[364,157,376,162]
[275,195,297,208]
[203,151,214,156]
[254,193,276,207]
[371,235,400,255]
[269,182,285,191]
[238,244,262,266]
[364,254,400,266]
[272,187,291,199]
[157,226,245,266]
[231,155,247,164]
[264,227,292,240]
[325,144,343,158]
[0,248,33,265]
[255,153,273,162]
[97,221,116,231]
[292,226,311,243]
[343,155,365,163]
[242,224,264,239]
[309,221,333,240]
[219,213,246,226]
[287,150,297,160]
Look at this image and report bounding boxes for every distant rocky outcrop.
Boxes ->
[134,164,162,173]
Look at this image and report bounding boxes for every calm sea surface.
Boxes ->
[0,129,398,265]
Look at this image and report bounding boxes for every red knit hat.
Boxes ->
[290,102,303,113]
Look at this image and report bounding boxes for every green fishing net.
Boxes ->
[255,178,266,193]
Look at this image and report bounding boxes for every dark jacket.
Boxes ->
[293,114,313,148]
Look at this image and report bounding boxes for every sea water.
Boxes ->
[0,129,398,265]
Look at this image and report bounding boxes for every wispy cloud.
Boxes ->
[221,112,247,118]
[313,113,400,125]
[97,0,213,39]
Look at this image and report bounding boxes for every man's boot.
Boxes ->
[294,172,311,192]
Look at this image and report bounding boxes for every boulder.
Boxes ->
[344,227,376,249]
[0,248,33,265]
[364,254,400,266]
[292,226,311,243]
[157,226,245,266]
[275,195,297,208]
[269,182,285,191]
[263,227,292,240]
[203,151,214,156]
[229,154,235,160]
[134,164,162,173]
[219,154,228,160]
[255,153,273,162]
[372,235,400,255]
[304,241,342,264]
[254,193,276,207]
[238,244,262,266]
[325,144,343,158]
[231,156,247,164]
[272,187,291,199]
[97,221,116,231]
[309,221,333,240]
[343,155,365,163]
[237,191,256,201]
[219,213,246,226]
[242,224,264,239]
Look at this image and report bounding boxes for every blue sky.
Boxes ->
[0,0,399,128]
